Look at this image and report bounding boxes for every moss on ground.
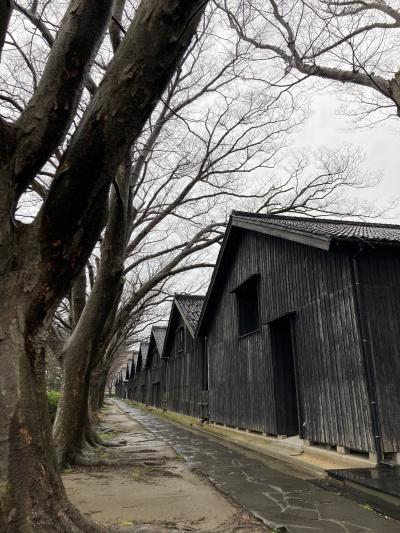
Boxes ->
[124,399,202,429]
[47,390,60,424]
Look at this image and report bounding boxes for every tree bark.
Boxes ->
[70,268,87,329]
[89,368,108,412]
[0,0,13,61]
[0,229,103,532]
[0,0,208,528]
[53,160,130,467]
[10,0,112,203]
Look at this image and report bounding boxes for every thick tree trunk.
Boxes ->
[0,0,13,61]
[53,163,129,467]
[70,268,87,329]
[53,341,93,466]
[0,238,102,532]
[91,368,109,411]
[99,379,107,408]
[1,1,209,527]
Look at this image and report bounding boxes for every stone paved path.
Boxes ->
[115,400,400,533]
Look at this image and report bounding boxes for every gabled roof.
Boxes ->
[196,212,400,336]
[233,212,400,251]
[125,360,131,381]
[136,342,149,373]
[162,294,205,358]
[175,294,205,336]
[130,351,138,372]
[146,326,167,368]
[151,326,167,355]
[127,357,134,378]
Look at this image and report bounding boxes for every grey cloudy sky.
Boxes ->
[293,92,400,223]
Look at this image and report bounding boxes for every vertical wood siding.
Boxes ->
[133,369,149,404]
[207,229,374,452]
[165,314,206,419]
[358,251,400,452]
[146,343,165,408]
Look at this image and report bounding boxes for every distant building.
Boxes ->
[119,213,400,464]
[163,295,207,419]
[131,341,150,404]
[145,326,167,408]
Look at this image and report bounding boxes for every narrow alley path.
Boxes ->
[115,400,400,533]
[64,398,265,532]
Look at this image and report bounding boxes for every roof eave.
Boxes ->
[232,216,332,251]
[175,299,197,337]
[161,301,179,359]
[196,218,234,337]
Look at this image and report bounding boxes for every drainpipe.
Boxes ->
[350,244,385,465]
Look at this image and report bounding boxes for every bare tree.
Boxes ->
[220,0,400,120]
[0,0,209,530]
[50,5,302,467]
[0,2,388,528]
[52,12,377,462]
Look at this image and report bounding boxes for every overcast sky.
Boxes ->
[292,92,400,223]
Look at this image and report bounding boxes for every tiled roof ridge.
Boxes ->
[232,211,400,230]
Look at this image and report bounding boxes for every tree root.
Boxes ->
[87,428,127,448]
[73,453,166,468]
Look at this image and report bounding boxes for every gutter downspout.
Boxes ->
[350,244,386,465]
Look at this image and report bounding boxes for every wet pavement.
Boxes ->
[328,467,400,499]
[115,400,400,533]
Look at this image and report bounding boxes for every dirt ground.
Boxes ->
[63,401,267,532]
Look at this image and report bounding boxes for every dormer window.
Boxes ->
[233,274,260,338]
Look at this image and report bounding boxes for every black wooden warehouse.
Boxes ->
[145,326,167,408]
[117,213,400,464]
[162,294,207,419]
[131,341,150,404]
[197,213,400,462]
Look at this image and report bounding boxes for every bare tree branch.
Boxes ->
[0,0,13,62]
[4,0,111,208]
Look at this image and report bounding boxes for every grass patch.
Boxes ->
[47,390,60,424]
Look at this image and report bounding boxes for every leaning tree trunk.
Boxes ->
[0,0,209,528]
[53,162,129,467]
[0,229,102,532]
[89,367,109,412]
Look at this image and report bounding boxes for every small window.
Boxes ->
[234,274,260,337]
[176,327,184,354]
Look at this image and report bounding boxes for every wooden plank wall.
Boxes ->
[207,229,375,452]
[358,251,400,453]
[146,343,165,408]
[132,369,149,404]
[165,314,206,419]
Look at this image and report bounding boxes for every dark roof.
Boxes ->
[197,212,400,336]
[175,294,205,336]
[151,326,167,355]
[233,212,400,250]
[132,351,139,366]
[137,342,149,372]
[145,326,168,368]
[139,342,149,361]
[162,294,205,358]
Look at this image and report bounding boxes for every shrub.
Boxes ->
[47,390,60,424]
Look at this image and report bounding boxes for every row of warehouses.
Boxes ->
[115,212,400,464]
